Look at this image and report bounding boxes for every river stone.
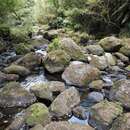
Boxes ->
[104,53,116,66]
[109,79,130,108]
[85,45,104,56]
[0,82,36,108]
[0,71,19,85]
[119,38,130,57]
[44,121,94,130]
[114,52,129,63]
[89,100,123,130]
[15,52,40,70]
[62,61,100,87]
[88,80,104,90]
[99,36,122,52]
[30,81,65,101]
[50,87,80,117]
[60,38,86,61]
[88,92,104,102]
[110,113,130,130]
[25,103,50,127]
[4,64,30,77]
[30,124,44,130]
[44,50,71,73]
[90,55,108,70]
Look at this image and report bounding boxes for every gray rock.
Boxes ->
[62,61,100,87]
[50,87,80,117]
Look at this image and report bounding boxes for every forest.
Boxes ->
[0,0,130,130]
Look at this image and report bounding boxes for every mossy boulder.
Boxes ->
[125,65,130,71]
[4,64,30,77]
[89,100,123,130]
[15,52,40,70]
[110,113,130,130]
[119,44,130,57]
[109,79,130,108]
[14,43,33,55]
[30,81,65,101]
[99,36,122,52]
[60,38,86,61]
[25,103,50,126]
[62,61,100,87]
[44,50,71,73]
[50,87,80,117]
[0,82,36,108]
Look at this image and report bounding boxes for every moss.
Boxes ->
[4,64,30,76]
[26,103,50,126]
[48,38,61,52]
[14,43,33,55]
[125,65,130,71]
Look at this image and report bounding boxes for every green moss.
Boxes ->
[14,43,33,55]
[48,38,61,52]
[26,103,50,126]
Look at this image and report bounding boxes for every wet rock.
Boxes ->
[114,52,129,63]
[89,100,123,130]
[85,45,104,56]
[104,53,116,66]
[110,113,130,130]
[25,103,50,127]
[4,64,30,77]
[6,115,25,130]
[90,55,108,70]
[44,50,71,73]
[62,61,100,87]
[50,87,80,117]
[44,30,58,40]
[72,106,87,119]
[109,79,130,108]
[30,124,44,130]
[88,92,104,102]
[44,121,94,130]
[119,39,130,57]
[60,38,86,61]
[15,52,40,70]
[89,80,104,90]
[99,36,122,52]
[14,43,33,55]
[0,82,36,108]
[0,71,19,85]
[30,81,65,101]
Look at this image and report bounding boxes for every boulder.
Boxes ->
[99,36,122,52]
[110,113,130,130]
[89,55,108,70]
[60,38,86,61]
[4,64,30,77]
[88,80,104,90]
[44,121,94,130]
[85,45,104,56]
[62,61,100,87]
[30,81,65,101]
[0,82,36,108]
[119,38,130,57]
[15,52,40,70]
[25,103,50,127]
[30,124,44,130]
[44,50,71,73]
[89,100,123,130]
[114,52,129,63]
[109,79,130,108]
[0,71,19,85]
[14,43,33,55]
[50,87,80,117]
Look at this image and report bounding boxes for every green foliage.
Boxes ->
[48,38,61,52]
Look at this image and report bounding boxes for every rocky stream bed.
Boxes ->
[0,29,130,130]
